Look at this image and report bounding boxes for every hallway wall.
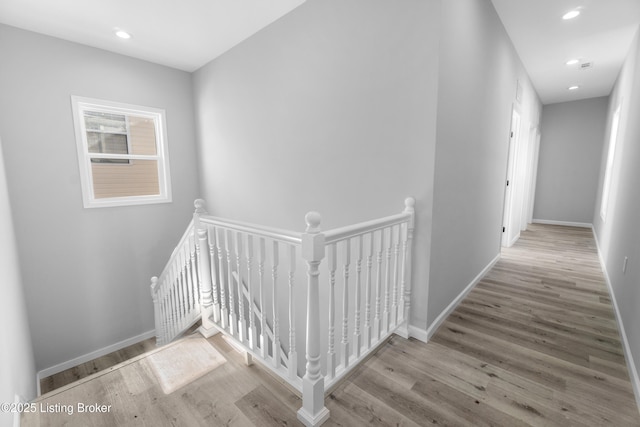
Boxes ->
[428,0,541,327]
[592,28,640,401]
[192,0,440,330]
[533,97,608,225]
[0,137,36,416]
[0,24,200,373]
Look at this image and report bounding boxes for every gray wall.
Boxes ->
[0,24,200,372]
[533,97,608,224]
[592,29,640,396]
[192,0,441,329]
[0,137,36,419]
[428,0,541,325]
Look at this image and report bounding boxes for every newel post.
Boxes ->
[397,197,415,339]
[194,199,217,335]
[298,212,330,427]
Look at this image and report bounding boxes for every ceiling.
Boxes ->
[0,0,306,72]
[492,0,640,105]
[0,0,638,104]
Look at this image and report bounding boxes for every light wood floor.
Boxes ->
[40,337,157,394]
[26,224,640,426]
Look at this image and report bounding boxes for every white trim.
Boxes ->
[532,219,592,228]
[36,329,155,392]
[426,253,501,340]
[592,231,640,411]
[408,325,429,343]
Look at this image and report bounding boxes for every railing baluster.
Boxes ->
[399,223,408,322]
[179,250,188,330]
[208,225,220,323]
[258,238,267,358]
[383,227,392,333]
[392,224,400,327]
[235,231,246,343]
[173,280,179,337]
[180,248,190,329]
[215,227,228,329]
[158,288,166,345]
[288,244,297,380]
[374,229,384,339]
[179,249,186,329]
[271,241,281,369]
[327,242,337,380]
[183,242,192,315]
[354,235,363,358]
[246,234,256,350]
[165,268,173,340]
[341,238,351,369]
[177,249,185,329]
[189,241,198,314]
[165,284,171,343]
[226,229,237,336]
[364,232,373,349]
[168,279,176,339]
[191,230,200,308]
[187,241,194,323]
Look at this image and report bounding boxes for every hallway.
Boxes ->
[327,223,638,425]
[26,224,640,426]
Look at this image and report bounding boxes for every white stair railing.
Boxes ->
[150,219,201,346]
[150,198,415,427]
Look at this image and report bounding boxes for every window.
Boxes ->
[72,96,171,208]
[600,103,621,221]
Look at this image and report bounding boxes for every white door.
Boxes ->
[502,107,521,247]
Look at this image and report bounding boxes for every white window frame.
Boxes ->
[600,102,622,222]
[71,96,172,208]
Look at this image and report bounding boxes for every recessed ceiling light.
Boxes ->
[562,10,580,20]
[115,30,131,39]
[568,85,580,91]
[566,59,579,65]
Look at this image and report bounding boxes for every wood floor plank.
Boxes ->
[326,382,421,427]
[350,365,473,426]
[235,385,300,427]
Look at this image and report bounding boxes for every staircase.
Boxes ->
[150,198,415,426]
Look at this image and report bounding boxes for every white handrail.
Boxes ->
[156,218,195,282]
[200,215,302,245]
[324,211,411,243]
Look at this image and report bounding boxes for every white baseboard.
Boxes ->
[36,329,156,391]
[592,233,640,411]
[408,325,429,343]
[532,219,592,228]
[426,253,501,340]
